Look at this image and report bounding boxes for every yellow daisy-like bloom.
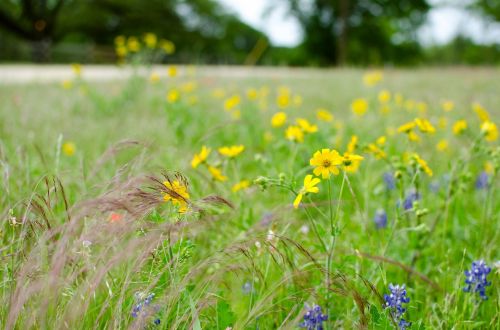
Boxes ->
[413,154,433,177]
[271,112,287,127]
[414,118,436,134]
[71,63,82,76]
[149,72,160,83]
[366,143,386,159]
[436,139,449,152]
[246,88,258,101]
[191,146,211,169]
[166,89,180,103]
[347,135,358,153]
[481,121,498,142]
[472,103,490,122]
[163,180,190,213]
[378,90,391,103]
[159,39,175,54]
[408,131,421,142]
[218,145,245,158]
[167,66,178,77]
[438,116,448,129]
[285,125,304,143]
[126,36,140,52]
[363,71,383,87]
[484,162,494,175]
[293,95,303,107]
[376,136,386,146]
[62,142,76,156]
[453,120,467,135]
[341,152,364,173]
[293,174,321,209]
[316,108,334,122]
[207,165,228,182]
[143,33,157,48]
[397,121,416,134]
[61,80,73,90]
[441,100,454,112]
[224,95,241,111]
[296,118,318,133]
[310,149,343,179]
[232,180,250,192]
[276,93,290,109]
[351,98,368,116]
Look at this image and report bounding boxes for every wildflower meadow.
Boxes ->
[0,59,499,328]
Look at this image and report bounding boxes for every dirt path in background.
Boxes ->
[0,65,329,84]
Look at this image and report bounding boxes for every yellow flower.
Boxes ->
[293,175,320,209]
[191,146,211,169]
[160,39,175,54]
[276,93,290,109]
[296,118,318,133]
[207,165,228,182]
[212,88,225,99]
[71,63,82,76]
[394,93,404,106]
[351,98,368,116]
[224,95,241,111]
[378,90,391,103]
[61,80,73,89]
[232,180,250,192]
[481,121,498,142]
[341,152,364,173]
[453,120,467,135]
[415,118,436,133]
[316,108,334,122]
[413,154,433,177]
[293,94,303,107]
[127,36,140,52]
[397,121,416,134]
[271,112,287,127]
[363,71,383,87]
[143,33,157,48]
[347,135,358,153]
[408,131,421,142]
[438,116,448,129]
[484,162,494,175]
[310,149,343,179]
[436,139,449,152]
[366,143,386,159]
[218,145,245,158]
[376,136,386,146]
[114,35,126,46]
[167,66,177,77]
[441,100,454,112]
[285,125,304,143]
[166,89,180,103]
[472,103,489,122]
[163,180,190,213]
[149,72,160,83]
[62,142,76,156]
[246,88,258,100]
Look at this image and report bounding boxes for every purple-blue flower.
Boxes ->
[383,172,396,190]
[299,304,328,330]
[475,172,489,190]
[384,284,411,329]
[402,190,420,210]
[464,260,492,300]
[131,292,160,324]
[374,209,388,229]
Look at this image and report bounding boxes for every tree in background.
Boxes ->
[0,0,267,63]
[278,0,430,66]
[474,0,500,21]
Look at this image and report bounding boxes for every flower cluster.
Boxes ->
[131,293,160,325]
[299,304,328,330]
[384,284,411,330]
[464,260,492,300]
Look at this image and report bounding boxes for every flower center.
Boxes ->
[322,160,332,168]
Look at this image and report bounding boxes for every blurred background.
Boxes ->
[0,0,499,66]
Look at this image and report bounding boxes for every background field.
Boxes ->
[0,67,499,329]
